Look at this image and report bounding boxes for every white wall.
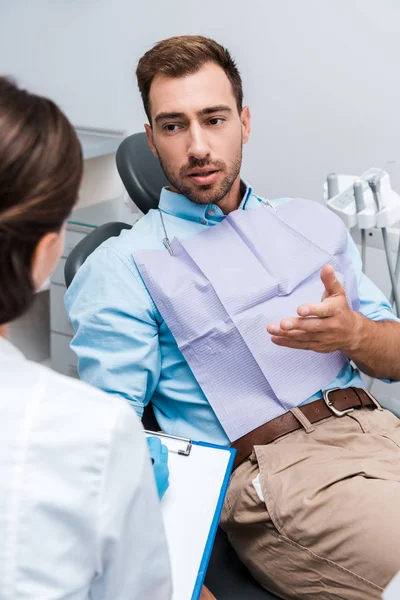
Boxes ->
[2,0,400,401]
[2,0,400,201]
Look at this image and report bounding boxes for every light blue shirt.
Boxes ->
[65,183,399,446]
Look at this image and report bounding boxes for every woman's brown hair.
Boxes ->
[0,76,83,325]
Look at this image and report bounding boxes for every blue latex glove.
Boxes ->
[146,436,169,499]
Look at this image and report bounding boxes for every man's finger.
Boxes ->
[296,301,335,318]
[270,336,315,350]
[268,331,317,342]
[320,264,344,298]
[271,335,334,352]
[268,317,327,335]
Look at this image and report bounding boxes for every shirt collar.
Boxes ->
[158,180,257,225]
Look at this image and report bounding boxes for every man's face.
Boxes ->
[145,62,251,206]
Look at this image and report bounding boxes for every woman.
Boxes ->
[0,76,171,599]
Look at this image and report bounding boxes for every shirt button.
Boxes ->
[208,209,215,216]
[201,219,207,225]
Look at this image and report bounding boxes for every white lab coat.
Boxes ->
[0,337,172,600]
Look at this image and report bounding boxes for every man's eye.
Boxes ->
[163,124,181,132]
[208,118,224,126]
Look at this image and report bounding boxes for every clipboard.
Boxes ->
[145,431,236,600]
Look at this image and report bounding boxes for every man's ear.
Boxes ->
[241,106,251,145]
[145,124,159,159]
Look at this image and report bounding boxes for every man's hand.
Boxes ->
[146,436,169,499]
[267,264,360,354]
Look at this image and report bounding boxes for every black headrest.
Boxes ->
[116,132,168,214]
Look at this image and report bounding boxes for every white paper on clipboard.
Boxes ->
[146,431,234,600]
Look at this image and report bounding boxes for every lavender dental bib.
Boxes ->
[134,200,358,441]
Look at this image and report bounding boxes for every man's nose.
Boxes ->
[187,123,210,161]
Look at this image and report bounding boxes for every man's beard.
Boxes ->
[156,145,242,205]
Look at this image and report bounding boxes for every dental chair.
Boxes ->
[64,132,282,600]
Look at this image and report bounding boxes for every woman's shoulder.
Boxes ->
[17,359,144,444]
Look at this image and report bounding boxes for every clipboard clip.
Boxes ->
[144,430,192,457]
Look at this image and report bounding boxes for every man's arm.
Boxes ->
[65,244,171,498]
[65,244,161,417]
[347,313,400,379]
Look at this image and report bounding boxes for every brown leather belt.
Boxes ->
[231,387,378,470]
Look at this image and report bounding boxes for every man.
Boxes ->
[66,35,400,599]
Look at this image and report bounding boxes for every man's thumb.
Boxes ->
[320,264,343,299]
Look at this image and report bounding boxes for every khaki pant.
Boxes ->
[220,406,400,599]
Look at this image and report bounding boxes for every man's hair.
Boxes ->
[136,35,243,123]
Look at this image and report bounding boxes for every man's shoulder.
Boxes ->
[101,209,162,254]
[79,209,163,275]
[266,197,324,210]
[253,196,299,209]
[266,196,346,222]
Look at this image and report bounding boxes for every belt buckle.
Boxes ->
[323,387,355,417]
[362,388,382,409]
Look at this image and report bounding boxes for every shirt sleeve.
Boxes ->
[91,402,172,600]
[347,232,400,383]
[347,232,400,323]
[65,245,160,418]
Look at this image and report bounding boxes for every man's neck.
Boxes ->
[0,324,8,339]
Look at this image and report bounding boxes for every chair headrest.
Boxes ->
[116,132,169,214]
